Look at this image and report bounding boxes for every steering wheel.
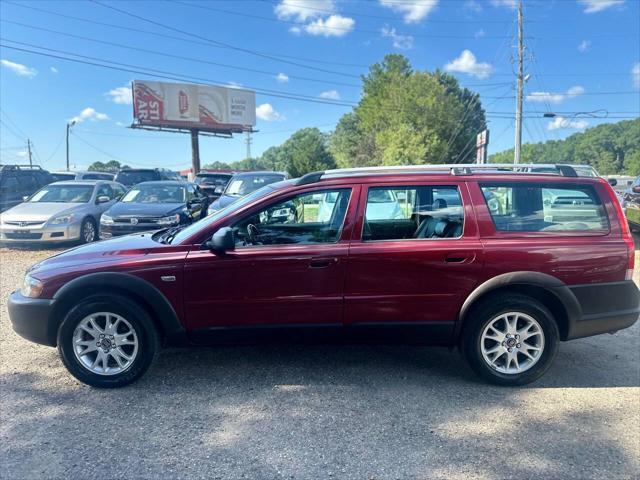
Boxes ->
[246,223,262,245]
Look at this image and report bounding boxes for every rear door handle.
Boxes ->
[309,257,338,269]
[444,253,475,264]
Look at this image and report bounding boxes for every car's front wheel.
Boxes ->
[80,218,97,243]
[462,294,559,386]
[57,295,160,388]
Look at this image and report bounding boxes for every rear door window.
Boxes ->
[363,186,464,241]
[480,183,608,232]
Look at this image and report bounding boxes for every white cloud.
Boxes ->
[632,62,640,88]
[526,85,585,104]
[70,107,109,123]
[50,67,59,74]
[579,0,624,13]
[304,14,355,37]
[106,85,132,105]
[115,121,125,127]
[226,81,243,89]
[256,103,285,121]
[378,0,438,23]
[381,26,414,50]
[464,1,482,13]
[319,90,341,100]
[276,73,290,83]
[275,0,335,21]
[475,29,486,38]
[577,40,591,52]
[1,59,37,78]
[444,50,493,79]
[490,0,516,8]
[548,117,589,130]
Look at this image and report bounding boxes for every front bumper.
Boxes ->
[8,290,57,346]
[99,223,160,239]
[565,280,640,340]
[0,222,81,243]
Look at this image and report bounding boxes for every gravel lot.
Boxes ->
[1,243,639,480]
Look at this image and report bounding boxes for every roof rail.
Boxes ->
[0,164,44,171]
[292,163,594,185]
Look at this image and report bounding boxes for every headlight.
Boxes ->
[100,214,114,225]
[21,275,43,298]
[49,213,76,225]
[157,214,180,225]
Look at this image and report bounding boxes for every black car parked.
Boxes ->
[207,171,288,214]
[99,181,209,238]
[194,171,234,199]
[0,164,54,212]
[114,168,182,187]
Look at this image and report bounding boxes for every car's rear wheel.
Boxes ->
[80,218,97,243]
[462,294,559,386]
[57,295,160,388]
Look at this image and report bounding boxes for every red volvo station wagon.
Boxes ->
[9,164,639,388]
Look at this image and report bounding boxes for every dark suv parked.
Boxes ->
[0,164,54,212]
[8,164,638,388]
[114,168,182,187]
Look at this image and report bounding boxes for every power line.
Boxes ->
[0,41,357,107]
[174,0,530,38]
[1,19,361,89]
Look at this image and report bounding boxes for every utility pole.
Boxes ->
[191,129,201,177]
[26,139,33,167]
[514,0,524,164]
[66,121,75,171]
[245,130,252,160]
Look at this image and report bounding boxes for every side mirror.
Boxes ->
[22,195,29,201]
[608,178,618,187]
[96,195,111,204]
[633,186,640,194]
[205,227,235,254]
[214,186,224,195]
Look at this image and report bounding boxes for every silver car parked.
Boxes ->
[0,180,126,244]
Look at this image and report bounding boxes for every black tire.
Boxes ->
[462,293,559,386]
[80,217,98,244]
[57,295,160,388]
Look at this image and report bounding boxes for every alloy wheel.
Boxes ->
[83,221,96,242]
[72,312,139,376]
[480,311,545,374]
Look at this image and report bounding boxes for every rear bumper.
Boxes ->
[565,280,640,340]
[8,290,57,346]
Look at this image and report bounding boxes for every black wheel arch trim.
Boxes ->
[455,271,583,342]
[50,272,187,345]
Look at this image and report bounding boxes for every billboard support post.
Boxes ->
[191,129,200,176]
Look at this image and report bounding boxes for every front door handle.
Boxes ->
[444,253,475,264]
[309,257,338,269]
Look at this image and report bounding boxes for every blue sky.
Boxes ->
[1,0,639,171]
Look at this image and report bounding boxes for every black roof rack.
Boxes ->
[0,164,44,171]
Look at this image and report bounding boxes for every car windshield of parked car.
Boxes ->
[116,171,160,185]
[195,174,231,187]
[224,175,282,197]
[51,173,76,182]
[28,185,94,203]
[121,185,186,203]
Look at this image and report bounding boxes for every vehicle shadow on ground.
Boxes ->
[1,344,638,479]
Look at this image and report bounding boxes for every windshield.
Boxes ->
[195,174,231,187]
[29,185,94,203]
[116,171,160,185]
[169,185,276,244]
[121,184,186,203]
[224,174,283,197]
[51,173,76,182]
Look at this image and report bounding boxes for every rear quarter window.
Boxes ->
[480,183,608,233]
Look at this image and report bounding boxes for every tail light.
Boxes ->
[604,180,635,280]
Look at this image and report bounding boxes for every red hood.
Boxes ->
[29,233,189,280]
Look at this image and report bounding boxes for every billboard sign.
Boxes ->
[132,80,256,132]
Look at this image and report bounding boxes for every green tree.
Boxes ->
[282,128,336,177]
[88,160,129,172]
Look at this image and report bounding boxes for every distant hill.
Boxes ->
[489,119,639,175]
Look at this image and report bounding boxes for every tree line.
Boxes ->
[489,119,639,175]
